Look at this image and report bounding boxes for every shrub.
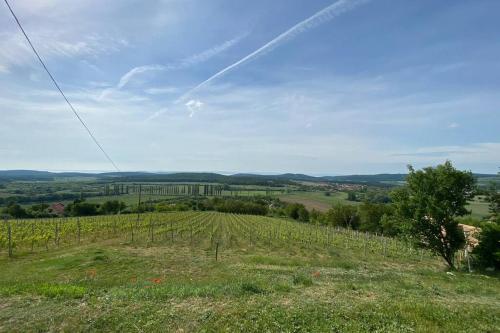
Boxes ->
[285,203,309,222]
[326,204,359,229]
[358,202,394,233]
[473,223,500,270]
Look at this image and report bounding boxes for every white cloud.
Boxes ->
[185,99,204,117]
[0,32,127,71]
[448,122,460,129]
[105,33,246,98]
[117,65,166,89]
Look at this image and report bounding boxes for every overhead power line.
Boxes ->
[3,0,121,172]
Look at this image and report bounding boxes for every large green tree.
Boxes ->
[392,161,475,269]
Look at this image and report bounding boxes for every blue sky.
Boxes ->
[0,0,499,174]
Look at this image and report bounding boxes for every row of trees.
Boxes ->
[65,200,127,216]
[1,200,128,218]
[155,197,272,216]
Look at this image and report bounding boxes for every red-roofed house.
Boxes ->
[49,203,65,216]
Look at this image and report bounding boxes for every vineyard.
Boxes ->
[1,212,427,261]
[1,211,499,332]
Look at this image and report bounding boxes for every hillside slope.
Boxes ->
[1,212,498,332]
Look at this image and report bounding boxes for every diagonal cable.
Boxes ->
[3,0,120,172]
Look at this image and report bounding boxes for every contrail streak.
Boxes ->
[176,0,370,103]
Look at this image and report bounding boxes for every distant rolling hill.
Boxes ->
[0,170,497,186]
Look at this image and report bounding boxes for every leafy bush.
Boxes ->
[100,200,126,214]
[66,200,99,216]
[326,204,359,229]
[358,202,393,233]
[214,199,268,215]
[2,203,29,218]
[284,203,309,222]
[473,223,500,270]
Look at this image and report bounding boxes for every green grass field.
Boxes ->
[467,196,491,219]
[280,192,492,221]
[278,191,358,212]
[1,212,499,332]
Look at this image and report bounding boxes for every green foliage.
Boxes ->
[0,283,86,299]
[100,200,127,215]
[379,214,408,236]
[357,202,393,233]
[66,200,99,216]
[362,188,391,203]
[2,203,28,218]
[347,191,357,201]
[473,223,500,270]
[326,204,359,229]
[392,161,475,269]
[309,209,326,225]
[26,203,53,218]
[284,203,309,222]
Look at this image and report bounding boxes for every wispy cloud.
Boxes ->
[391,143,500,163]
[102,33,246,99]
[0,31,127,71]
[117,65,165,89]
[176,0,370,102]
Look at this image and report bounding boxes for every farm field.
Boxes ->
[278,191,358,212]
[280,192,492,220]
[1,212,499,332]
[466,196,491,219]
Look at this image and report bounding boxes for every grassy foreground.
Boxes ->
[0,213,499,332]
